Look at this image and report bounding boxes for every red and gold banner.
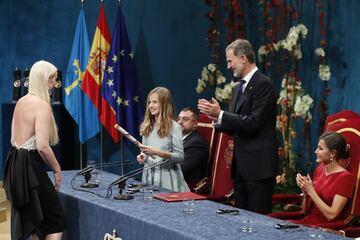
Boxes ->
[82,5,119,142]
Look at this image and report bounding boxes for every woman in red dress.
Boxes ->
[291,132,355,227]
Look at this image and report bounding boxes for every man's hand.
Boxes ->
[198,97,221,119]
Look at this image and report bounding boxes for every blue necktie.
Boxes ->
[234,80,246,109]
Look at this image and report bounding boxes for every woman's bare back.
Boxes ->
[12,94,50,146]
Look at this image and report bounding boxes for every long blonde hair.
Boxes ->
[140,87,175,138]
[28,60,59,145]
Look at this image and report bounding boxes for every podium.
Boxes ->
[1,102,78,179]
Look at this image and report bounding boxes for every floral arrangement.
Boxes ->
[196,0,240,103]
[195,63,236,102]
[259,23,314,186]
[315,47,331,81]
[258,23,308,62]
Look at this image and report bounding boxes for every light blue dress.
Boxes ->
[141,121,190,192]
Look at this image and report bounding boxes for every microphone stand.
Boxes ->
[110,159,170,200]
[114,177,133,200]
[81,171,99,188]
[78,166,99,188]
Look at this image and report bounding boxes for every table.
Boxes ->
[58,170,347,240]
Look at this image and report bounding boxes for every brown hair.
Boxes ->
[319,132,350,160]
[180,107,199,120]
[140,87,176,138]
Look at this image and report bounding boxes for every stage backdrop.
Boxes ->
[1,1,360,177]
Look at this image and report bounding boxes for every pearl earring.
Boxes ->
[330,155,334,162]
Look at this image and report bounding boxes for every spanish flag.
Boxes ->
[82,5,120,142]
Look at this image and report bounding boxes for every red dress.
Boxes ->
[291,164,355,227]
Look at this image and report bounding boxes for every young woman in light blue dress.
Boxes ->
[137,87,189,192]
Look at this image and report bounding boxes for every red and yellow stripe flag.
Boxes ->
[82,5,120,142]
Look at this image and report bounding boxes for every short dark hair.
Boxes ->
[225,39,255,63]
[319,132,350,160]
[180,107,199,120]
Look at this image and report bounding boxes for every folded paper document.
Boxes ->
[154,192,206,202]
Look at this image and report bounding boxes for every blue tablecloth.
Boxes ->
[57,170,347,240]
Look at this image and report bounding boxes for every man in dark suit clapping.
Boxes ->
[177,107,209,186]
[198,39,278,214]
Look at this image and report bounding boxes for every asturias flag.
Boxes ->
[81,5,120,142]
[64,8,100,143]
[101,5,143,138]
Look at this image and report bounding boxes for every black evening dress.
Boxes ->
[3,136,65,240]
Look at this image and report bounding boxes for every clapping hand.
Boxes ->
[198,97,221,120]
[296,173,314,195]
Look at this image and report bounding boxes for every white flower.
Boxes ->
[258,46,268,62]
[281,77,287,88]
[302,94,314,106]
[201,67,209,82]
[295,81,303,90]
[293,45,303,59]
[216,71,226,84]
[315,48,325,57]
[196,63,233,101]
[215,87,225,101]
[319,64,331,81]
[294,94,313,119]
[297,24,308,38]
[195,79,206,93]
[277,89,287,104]
[207,63,216,72]
[214,81,236,102]
[258,23,308,57]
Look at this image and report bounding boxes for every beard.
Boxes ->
[233,64,244,78]
[182,128,193,136]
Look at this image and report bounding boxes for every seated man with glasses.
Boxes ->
[177,107,209,186]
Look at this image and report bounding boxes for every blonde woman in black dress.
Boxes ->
[4,60,65,240]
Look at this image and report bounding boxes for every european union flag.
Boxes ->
[101,5,143,137]
[64,9,100,143]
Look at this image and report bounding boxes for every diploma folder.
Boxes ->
[154,192,207,202]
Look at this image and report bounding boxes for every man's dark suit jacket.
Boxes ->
[181,130,209,184]
[218,70,278,181]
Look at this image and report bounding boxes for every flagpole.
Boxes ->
[120,135,124,175]
[101,126,103,174]
[79,0,83,170]
[80,143,83,169]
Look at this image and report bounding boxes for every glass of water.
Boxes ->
[183,198,195,215]
[88,160,101,186]
[142,187,153,200]
[240,219,254,233]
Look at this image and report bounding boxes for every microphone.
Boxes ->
[109,159,170,200]
[109,159,169,187]
[76,165,99,188]
[77,165,95,176]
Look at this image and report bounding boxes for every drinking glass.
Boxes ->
[88,160,101,185]
[183,198,195,215]
[240,219,254,233]
[142,187,153,200]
